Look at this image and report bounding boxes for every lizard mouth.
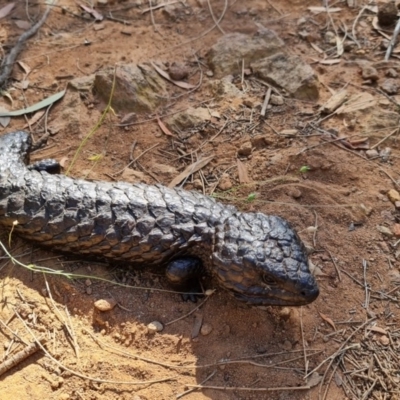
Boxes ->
[233,285,319,306]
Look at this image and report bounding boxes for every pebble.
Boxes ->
[94,298,117,312]
[168,63,189,81]
[377,225,393,238]
[387,189,400,204]
[200,323,213,336]
[147,321,164,333]
[381,78,399,94]
[392,223,400,237]
[361,65,379,82]
[282,340,292,351]
[379,335,390,346]
[379,147,391,162]
[238,141,252,157]
[270,94,284,105]
[218,173,233,190]
[365,149,379,159]
[386,68,398,78]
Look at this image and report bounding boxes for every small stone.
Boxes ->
[381,78,399,94]
[86,287,92,295]
[147,321,164,333]
[168,63,189,81]
[280,129,298,136]
[386,68,398,78]
[277,307,291,321]
[270,94,284,105]
[200,323,213,336]
[94,298,117,311]
[395,201,400,210]
[377,225,393,238]
[361,65,379,82]
[380,147,391,162]
[393,223,400,237]
[379,335,390,346]
[324,31,336,45]
[365,149,379,159]
[218,173,233,190]
[238,141,252,157]
[387,189,400,204]
[206,70,214,77]
[287,188,302,199]
[359,203,373,216]
[85,279,92,286]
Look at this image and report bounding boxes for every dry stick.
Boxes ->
[207,0,225,34]
[141,1,181,14]
[351,5,367,49]
[113,142,160,176]
[0,336,46,376]
[385,17,400,60]
[370,127,399,150]
[362,259,370,311]
[165,291,214,326]
[15,310,177,385]
[260,87,272,117]
[312,210,318,248]
[186,384,311,392]
[0,4,52,87]
[326,249,342,282]
[300,307,309,378]
[177,370,217,399]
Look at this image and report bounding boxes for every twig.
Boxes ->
[300,307,308,378]
[207,0,225,34]
[176,370,217,399]
[351,5,367,49]
[0,4,52,87]
[385,17,400,61]
[327,249,342,282]
[0,336,47,376]
[370,127,399,149]
[261,87,272,117]
[185,384,311,391]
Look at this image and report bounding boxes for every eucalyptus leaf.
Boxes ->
[0,89,66,117]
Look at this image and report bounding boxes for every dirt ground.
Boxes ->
[2,1,400,399]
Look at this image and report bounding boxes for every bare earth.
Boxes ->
[1,1,400,399]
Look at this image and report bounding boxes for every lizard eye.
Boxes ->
[262,274,277,286]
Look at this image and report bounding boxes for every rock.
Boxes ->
[377,225,393,238]
[380,78,399,94]
[147,321,164,333]
[238,141,252,156]
[393,223,400,237]
[379,335,390,346]
[94,298,117,311]
[151,163,179,180]
[365,109,400,131]
[377,1,398,26]
[361,65,379,82]
[93,63,167,113]
[270,94,284,105]
[69,74,95,91]
[208,78,243,99]
[324,31,336,45]
[207,30,284,77]
[365,149,379,159]
[218,173,233,190]
[387,189,400,204]
[168,63,189,81]
[252,53,319,101]
[386,68,398,78]
[200,323,213,336]
[282,340,292,351]
[379,147,391,162]
[166,107,211,135]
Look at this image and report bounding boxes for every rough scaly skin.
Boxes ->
[0,131,319,306]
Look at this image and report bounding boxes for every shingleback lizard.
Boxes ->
[0,131,319,306]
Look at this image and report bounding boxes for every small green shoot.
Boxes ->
[299,165,310,173]
[246,193,257,202]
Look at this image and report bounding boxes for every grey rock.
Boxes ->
[380,78,399,95]
[166,107,211,134]
[365,149,379,159]
[252,53,319,101]
[93,64,167,113]
[207,30,284,77]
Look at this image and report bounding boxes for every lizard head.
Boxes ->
[213,213,319,306]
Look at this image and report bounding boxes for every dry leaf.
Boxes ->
[237,159,250,183]
[168,156,214,188]
[14,20,31,30]
[157,117,176,137]
[307,372,323,388]
[79,4,103,21]
[308,7,342,13]
[152,62,196,90]
[310,42,324,54]
[0,3,15,19]
[336,93,376,114]
[18,61,31,75]
[368,326,387,335]
[319,312,336,331]
[319,59,341,65]
[0,106,10,127]
[336,36,344,57]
